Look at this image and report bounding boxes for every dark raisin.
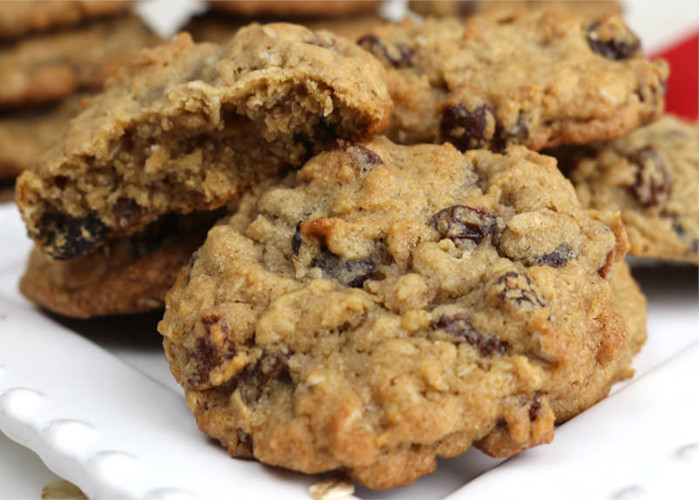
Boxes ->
[311,249,376,288]
[431,205,497,246]
[187,337,220,388]
[440,104,490,151]
[537,244,575,268]
[357,34,413,68]
[55,176,68,189]
[238,352,291,406]
[629,146,671,208]
[113,198,148,228]
[434,314,508,356]
[496,272,545,308]
[528,392,542,421]
[37,211,109,260]
[345,144,384,173]
[493,111,530,153]
[586,20,641,60]
[291,223,302,256]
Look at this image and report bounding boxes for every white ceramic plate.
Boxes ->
[0,199,698,500]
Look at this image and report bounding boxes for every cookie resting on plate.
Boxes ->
[20,210,222,318]
[356,9,668,151]
[159,137,642,489]
[15,23,392,260]
[559,115,699,264]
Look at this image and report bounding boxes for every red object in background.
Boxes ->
[651,31,699,121]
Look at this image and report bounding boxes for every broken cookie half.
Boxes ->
[16,23,392,260]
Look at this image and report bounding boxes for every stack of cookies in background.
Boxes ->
[0,1,159,187]
[1,0,698,495]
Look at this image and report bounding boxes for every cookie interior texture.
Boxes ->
[358,9,667,151]
[159,138,641,489]
[20,210,223,318]
[556,115,699,264]
[15,24,392,260]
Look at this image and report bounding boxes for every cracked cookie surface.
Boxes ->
[356,9,667,151]
[15,24,392,260]
[160,137,638,489]
[558,115,698,264]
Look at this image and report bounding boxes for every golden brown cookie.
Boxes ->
[0,0,130,39]
[15,24,392,260]
[556,115,699,264]
[0,94,89,182]
[160,137,637,489]
[0,14,159,109]
[357,9,667,151]
[20,211,222,318]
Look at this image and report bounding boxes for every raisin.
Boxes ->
[238,352,291,406]
[537,244,575,268]
[311,249,376,288]
[495,272,545,308]
[440,104,490,151]
[586,20,641,60]
[357,34,413,68]
[431,205,497,246]
[528,392,542,421]
[291,223,302,256]
[187,337,220,388]
[629,146,671,208]
[434,314,508,356]
[345,144,384,173]
[37,212,109,260]
[493,111,530,153]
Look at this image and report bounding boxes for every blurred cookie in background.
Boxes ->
[0,14,160,108]
[409,0,621,18]
[0,0,130,39]
[208,0,380,18]
[0,93,90,182]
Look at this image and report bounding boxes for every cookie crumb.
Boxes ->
[41,479,87,499]
[308,477,354,500]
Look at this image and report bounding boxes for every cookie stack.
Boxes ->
[10,1,698,492]
[0,1,158,184]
